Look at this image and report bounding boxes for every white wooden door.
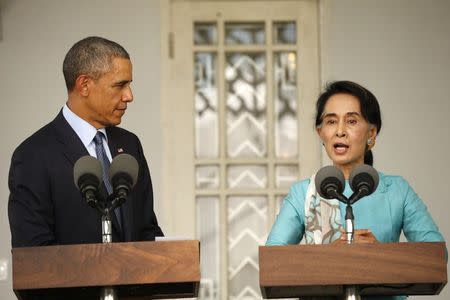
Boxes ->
[161,1,320,299]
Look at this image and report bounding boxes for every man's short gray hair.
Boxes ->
[63,36,130,91]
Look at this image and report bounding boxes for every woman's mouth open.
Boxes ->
[333,142,349,154]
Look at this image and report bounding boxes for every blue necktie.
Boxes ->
[93,131,122,231]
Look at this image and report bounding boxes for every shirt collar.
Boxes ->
[62,104,108,147]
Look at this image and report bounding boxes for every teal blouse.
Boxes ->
[266,173,446,300]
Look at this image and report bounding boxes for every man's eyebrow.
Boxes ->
[114,79,132,85]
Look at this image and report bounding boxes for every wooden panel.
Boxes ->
[259,242,447,298]
[15,282,197,300]
[12,240,200,299]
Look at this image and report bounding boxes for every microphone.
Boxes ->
[73,156,103,207]
[315,166,346,201]
[349,164,379,203]
[108,153,139,204]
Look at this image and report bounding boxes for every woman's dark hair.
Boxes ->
[315,81,382,166]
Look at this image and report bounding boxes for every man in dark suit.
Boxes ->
[8,36,164,247]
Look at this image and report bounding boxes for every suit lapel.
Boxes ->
[52,111,89,165]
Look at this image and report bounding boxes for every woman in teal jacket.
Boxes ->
[266,173,444,245]
[266,81,445,300]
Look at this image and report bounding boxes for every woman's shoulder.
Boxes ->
[281,178,311,206]
[378,172,412,193]
[379,172,410,184]
[289,178,311,194]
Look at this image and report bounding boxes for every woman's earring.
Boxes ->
[367,138,373,145]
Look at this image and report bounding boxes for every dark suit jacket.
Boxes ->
[8,111,163,247]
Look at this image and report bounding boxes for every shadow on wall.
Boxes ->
[0,0,14,11]
[0,6,2,41]
[0,0,14,41]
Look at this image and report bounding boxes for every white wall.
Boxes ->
[0,1,163,299]
[0,0,448,299]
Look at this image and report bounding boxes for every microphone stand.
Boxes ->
[329,190,361,300]
[102,208,113,243]
[343,204,360,300]
[84,189,128,299]
[91,195,120,300]
[343,186,375,299]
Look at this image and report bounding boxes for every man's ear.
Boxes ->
[74,75,90,97]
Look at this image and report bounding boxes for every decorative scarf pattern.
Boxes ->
[304,174,343,244]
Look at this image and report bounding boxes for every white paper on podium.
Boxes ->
[155,236,194,241]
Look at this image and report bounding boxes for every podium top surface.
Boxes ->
[12,240,200,299]
[259,242,447,298]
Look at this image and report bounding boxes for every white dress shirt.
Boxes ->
[62,104,112,162]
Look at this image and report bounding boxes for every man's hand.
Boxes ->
[332,229,378,245]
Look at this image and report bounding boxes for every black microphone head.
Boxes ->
[73,155,102,190]
[349,164,379,195]
[108,153,139,190]
[315,166,345,199]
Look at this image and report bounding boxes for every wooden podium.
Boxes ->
[12,240,200,300]
[259,242,447,298]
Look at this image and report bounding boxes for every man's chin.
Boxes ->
[103,118,122,127]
